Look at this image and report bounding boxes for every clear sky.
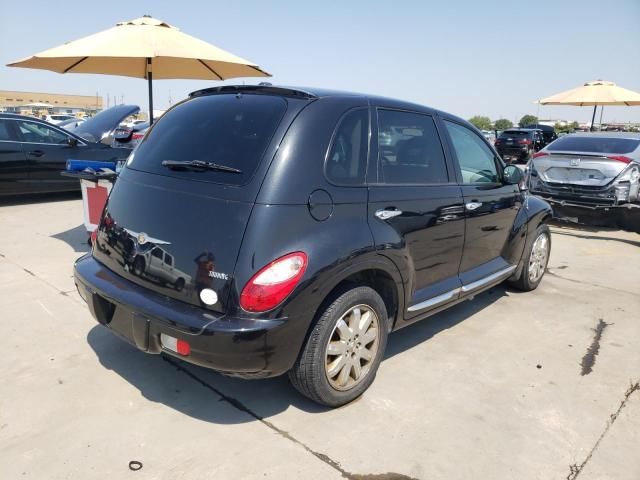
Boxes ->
[1,0,639,124]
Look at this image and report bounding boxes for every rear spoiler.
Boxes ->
[189,84,318,100]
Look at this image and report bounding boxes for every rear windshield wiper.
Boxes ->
[161,160,242,174]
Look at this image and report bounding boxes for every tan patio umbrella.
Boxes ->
[538,80,640,131]
[7,16,270,123]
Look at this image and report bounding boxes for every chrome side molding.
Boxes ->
[460,265,517,293]
[407,265,517,312]
[407,288,460,312]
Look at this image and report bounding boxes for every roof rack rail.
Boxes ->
[189,85,318,99]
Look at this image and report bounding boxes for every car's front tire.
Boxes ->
[508,224,551,291]
[288,286,389,407]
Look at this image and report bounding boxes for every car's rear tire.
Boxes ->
[288,286,389,407]
[508,224,551,291]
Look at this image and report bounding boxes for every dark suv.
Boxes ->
[75,85,552,407]
[495,128,544,163]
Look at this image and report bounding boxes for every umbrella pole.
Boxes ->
[147,57,154,125]
[590,104,597,132]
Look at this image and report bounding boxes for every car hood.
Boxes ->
[73,105,140,143]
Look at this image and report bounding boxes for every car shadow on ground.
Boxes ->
[51,224,91,253]
[86,285,510,423]
[0,191,81,206]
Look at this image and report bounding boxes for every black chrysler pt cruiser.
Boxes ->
[75,85,552,407]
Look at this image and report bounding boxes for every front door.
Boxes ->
[442,120,521,285]
[0,119,30,195]
[368,109,465,319]
[14,119,80,193]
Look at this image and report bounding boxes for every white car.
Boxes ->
[44,114,76,125]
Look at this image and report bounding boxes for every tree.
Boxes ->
[519,115,539,127]
[494,118,513,130]
[468,116,492,131]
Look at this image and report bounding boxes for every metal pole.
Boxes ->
[599,106,604,131]
[147,57,154,125]
[590,104,597,132]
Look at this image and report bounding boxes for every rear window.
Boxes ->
[547,136,640,154]
[499,130,530,138]
[126,94,287,185]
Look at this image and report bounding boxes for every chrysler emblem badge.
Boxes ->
[123,228,171,246]
[570,158,581,166]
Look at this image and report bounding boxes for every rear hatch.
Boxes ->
[73,104,140,144]
[92,92,299,314]
[532,136,640,186]
[496,130,531,149]
[532,153,628,186]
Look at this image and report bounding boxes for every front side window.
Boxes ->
[377,110,448,184]
[151,248,163,259]
[445,121,499,184]
[16,121,69,145]
[325,109,369,185]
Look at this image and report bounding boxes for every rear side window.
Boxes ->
[445,121,499,184]
[325,109,369,185]
[0,120,15,141]
[499,130,530,138]
[547,136,640,154]
[377,110,448,185]
[127,94,287,185]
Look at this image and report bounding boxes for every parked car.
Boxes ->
[57,117,86,130]
[482,130,496,145]
[44,114,76,125]
[528,132,640,233]
[111,121,149,149]
[75,85,552,407]
[0,106,137,196]
[495,128,544,163]
[525,123,558,146]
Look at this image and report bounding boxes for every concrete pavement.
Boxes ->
[1,194,638,479]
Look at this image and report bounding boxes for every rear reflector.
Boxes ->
[532,152,549,159]
[607,155,632,164]
[160,333,191,356]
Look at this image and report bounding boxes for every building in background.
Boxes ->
[0,90,103,118]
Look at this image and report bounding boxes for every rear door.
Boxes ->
[442,119,521,285]
[368,108,465,318]
[0,119,30,195]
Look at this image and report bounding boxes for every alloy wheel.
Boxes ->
[325,304,380,391]
[529,232,549,282]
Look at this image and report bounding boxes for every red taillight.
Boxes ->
[532,152,549,159]
[132,132,145,140]
[240,252,307,312]
[607,155,632,164]
[518,139,532,145]
[495,140,502,145]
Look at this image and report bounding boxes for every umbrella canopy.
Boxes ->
[7,16,270,123]
[538,80,640,131]
[538,80,640,106]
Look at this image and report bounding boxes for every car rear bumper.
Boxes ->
[533,194,640,233]
[497,147,529,161]
[74,254,301,378]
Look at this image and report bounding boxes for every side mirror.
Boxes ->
[504,164,526,189]
[67,137,78,147]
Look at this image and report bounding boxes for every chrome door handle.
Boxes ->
[375,209,403,220]
[465,202,483,211]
